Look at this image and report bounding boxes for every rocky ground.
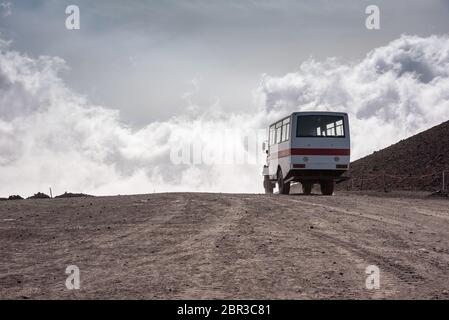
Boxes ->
[339,120,449,192]
[1,191,449,299]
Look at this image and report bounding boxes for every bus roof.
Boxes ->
[291,111,348,116]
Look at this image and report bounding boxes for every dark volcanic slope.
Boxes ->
[340,120,449,192]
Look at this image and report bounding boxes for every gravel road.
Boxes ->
[1,191,448,299]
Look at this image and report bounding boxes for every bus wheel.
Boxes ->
[277,168,290,195]
[302,182,312,195]
[320,180,334,196]
[263,176,274,194]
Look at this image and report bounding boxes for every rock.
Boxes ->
[8,195,23,200]
[55,192,94,198]
[27,192,50,199]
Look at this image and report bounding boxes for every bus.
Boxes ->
[262,111,350,195]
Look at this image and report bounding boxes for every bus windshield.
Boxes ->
[297,115,345,137]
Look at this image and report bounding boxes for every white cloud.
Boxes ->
[1,34,449,196]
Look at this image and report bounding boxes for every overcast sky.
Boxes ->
[2,0,449,127]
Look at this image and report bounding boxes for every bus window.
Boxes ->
[269,125,275,145]
[297,115,345,138]
[275,121,282,144]
[282,117,290,142]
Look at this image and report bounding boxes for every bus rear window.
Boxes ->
[297,115,345,137]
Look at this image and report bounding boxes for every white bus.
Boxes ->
[262,111,350,195]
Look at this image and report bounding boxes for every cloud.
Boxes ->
[1,34,449,196]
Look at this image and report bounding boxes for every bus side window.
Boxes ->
[282,118,290,142]
[269,125,275,145]
[275,121,282,144]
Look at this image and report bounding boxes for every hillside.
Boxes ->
[339,120,449,192]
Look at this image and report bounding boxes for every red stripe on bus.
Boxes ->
[270,148,350,159]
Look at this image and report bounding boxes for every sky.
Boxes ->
[2,0,449,125]
[1,0,449,196]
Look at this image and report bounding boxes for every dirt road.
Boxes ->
[1,191,449,299]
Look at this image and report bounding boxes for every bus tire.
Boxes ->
[264,176,274,194]
[320,180,334,196]
[302,182,313,195]
[277,168,290,195]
